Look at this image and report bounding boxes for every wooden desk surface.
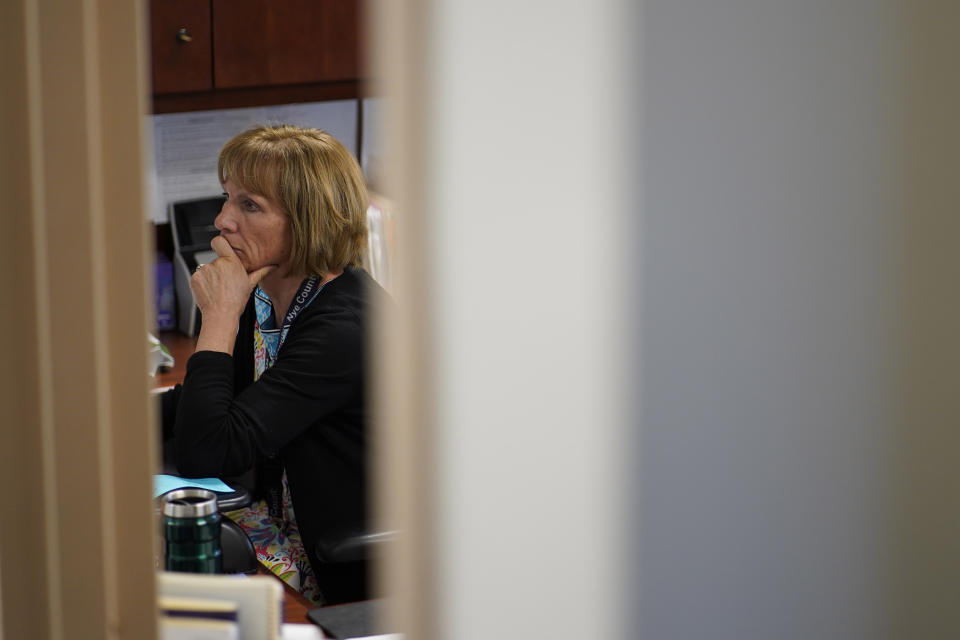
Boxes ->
[155,330,196,387]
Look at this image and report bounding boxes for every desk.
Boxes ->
[155,330,196,387]
[155,331,318,625]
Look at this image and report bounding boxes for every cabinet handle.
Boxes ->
[176,28,193,43]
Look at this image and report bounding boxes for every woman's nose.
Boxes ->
[214,204,235,232]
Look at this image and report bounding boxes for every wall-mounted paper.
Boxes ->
[149,100,359,222]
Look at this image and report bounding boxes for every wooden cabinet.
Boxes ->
[150,0,365,113]
[151,0,212,94]
[212,0,361,88]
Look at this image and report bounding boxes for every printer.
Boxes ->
[169,196,224,336]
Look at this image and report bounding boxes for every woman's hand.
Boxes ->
[191,236,274,354]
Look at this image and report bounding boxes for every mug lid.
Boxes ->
[160,488,218,517]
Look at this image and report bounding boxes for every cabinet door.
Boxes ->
[212,0,362,89]
[151,0,213,94]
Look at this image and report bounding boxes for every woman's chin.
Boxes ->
[247,263,273,277]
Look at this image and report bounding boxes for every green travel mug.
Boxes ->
[161,488,222,573]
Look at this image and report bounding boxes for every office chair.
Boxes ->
[220,516,258,575]
[313,528,398,604]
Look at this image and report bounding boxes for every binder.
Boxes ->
[158,572,283,640]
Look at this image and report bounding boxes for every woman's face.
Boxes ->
[215,179,293,274]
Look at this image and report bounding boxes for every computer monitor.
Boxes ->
[168,196,224,336]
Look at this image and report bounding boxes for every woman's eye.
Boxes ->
[242,200,259,212]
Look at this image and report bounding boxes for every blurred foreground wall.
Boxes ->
[640,1,960,638]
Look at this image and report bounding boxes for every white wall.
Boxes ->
[408,2,636,639]
[639,1,904,638]
[361,97,387,192]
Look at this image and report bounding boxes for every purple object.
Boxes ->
[155,257,176,330]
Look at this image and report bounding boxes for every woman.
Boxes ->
[161,125,381,604]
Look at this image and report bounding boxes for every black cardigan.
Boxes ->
[162,266,380,572]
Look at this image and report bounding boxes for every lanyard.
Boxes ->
[252,274,325,523]
[278,274,321,351]
[254,274,323,374]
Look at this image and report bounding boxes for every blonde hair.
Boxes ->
[218,125,368,276]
